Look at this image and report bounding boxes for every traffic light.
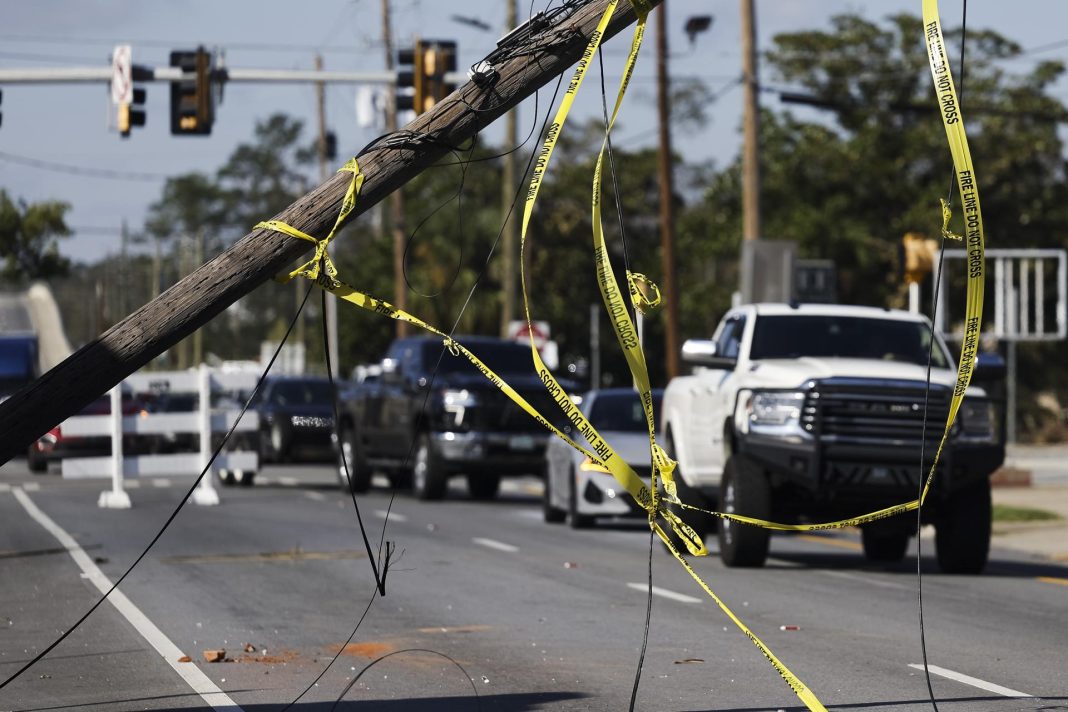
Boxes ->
[396,39,457,116]
[396,46,418,114]
[117,84,147,138]
[419,40,456,113]
[170,47,213,135]
[902,232,939,284]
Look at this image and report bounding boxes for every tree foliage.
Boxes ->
[0,190,71,282]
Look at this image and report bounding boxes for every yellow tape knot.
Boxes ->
[255,159,364,285]
[626,271,662,315]
[940,198,963,242]
[442,337,461,357]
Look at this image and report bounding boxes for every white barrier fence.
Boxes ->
[59,365,260,509]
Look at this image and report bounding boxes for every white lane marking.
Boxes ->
[627,582,702,604]
[279,476,299,487]
[822,568,908,591]
[375,510,407,523]
[304,491,326,502]
[0,483,11,492]
[12,488,243,712]
[472,537,519,553]
[153,478,172,488]
[908,664,1033,698]
[22,481,40,492]
[125,481,141,489]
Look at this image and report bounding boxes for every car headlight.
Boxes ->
[750,392,805,426]
[958,398,996,441]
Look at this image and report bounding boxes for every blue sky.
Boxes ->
[1,1,1065,263]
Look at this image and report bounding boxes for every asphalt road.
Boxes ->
[0,460,1066,712]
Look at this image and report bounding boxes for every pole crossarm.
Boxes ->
[0,0,661,463]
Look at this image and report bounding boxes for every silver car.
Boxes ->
[543,388,663,528]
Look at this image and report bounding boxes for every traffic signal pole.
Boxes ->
[381,0,409,338]
[0,0,662,462]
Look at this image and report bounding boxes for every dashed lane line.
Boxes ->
[152,478,172,488]
[11,487,243,711]
[278,476,300,487]
[907,664,1032,698]
[22,481,40,492]
[375,509,408,523]
[627,582,702,604]
[472,537,519,553]
[304,491,326,502]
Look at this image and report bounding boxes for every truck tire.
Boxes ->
[935,479,992,574]
[542,463,566,523]
[569,467,595,529]
[467,474,500,500]
[412,433,447,500]
[258,426,275,464]
[27,448,48,474]
[861,528,909,562]
[717,455,770,568]
[337,426,371,494]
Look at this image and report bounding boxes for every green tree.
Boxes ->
[0,190,72,281]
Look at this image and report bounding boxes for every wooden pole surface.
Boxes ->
[0,0,659,463]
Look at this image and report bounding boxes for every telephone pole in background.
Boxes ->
[740,0,761,244]
[315,53,340,373]
[656,3,680,379]
[499,0,519,338]
[381,0,409,338]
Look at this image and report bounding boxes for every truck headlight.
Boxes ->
[750,392,805,426]
[958,399,996,442]
[442,389,478,428]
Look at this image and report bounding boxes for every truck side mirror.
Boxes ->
[972,352,1006,383]
[681,339,737,370]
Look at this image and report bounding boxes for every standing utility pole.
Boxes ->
[499,0,519,338]
[316,53,340,374]
[740,0,761,243]
[655,3,680,380]
[382,0,409,338]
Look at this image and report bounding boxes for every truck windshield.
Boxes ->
[749,315,950,368]
[429,342,533,376]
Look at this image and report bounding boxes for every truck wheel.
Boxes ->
[542,464,566,524]
[258,426,275,464]
[861,528,909,562]
[569,467,595,529]
[27,448,48,474]
[412,433,447,500]
[467,474,500,500]
[337,427,371,494]
[717,455,770,568]
[935,479,992,574]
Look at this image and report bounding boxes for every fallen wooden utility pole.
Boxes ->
[0,0,659,463]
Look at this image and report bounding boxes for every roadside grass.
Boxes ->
[992,504,1062,523]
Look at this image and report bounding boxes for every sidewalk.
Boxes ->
[991,484,1068,561]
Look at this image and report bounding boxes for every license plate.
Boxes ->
[509,435,536,451]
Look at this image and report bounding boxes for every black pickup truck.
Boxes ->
[335,336,574,500]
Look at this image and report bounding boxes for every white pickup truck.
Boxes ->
[660,303,1004,573]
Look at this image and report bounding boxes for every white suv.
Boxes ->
[660,303,1004,573]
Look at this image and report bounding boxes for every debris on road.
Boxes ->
[563,561,578,569]
[243,643,256,653]
[674,658,705,664]
[178,655,192,663]
[203,649,226,663]
[779,625,800,631]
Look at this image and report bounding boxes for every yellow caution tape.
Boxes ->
[254,2,983,708]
